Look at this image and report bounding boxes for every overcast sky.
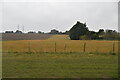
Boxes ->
[1,1,118,33]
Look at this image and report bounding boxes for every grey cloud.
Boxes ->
[2,2,118,32]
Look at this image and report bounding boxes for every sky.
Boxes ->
[0,0,119,33]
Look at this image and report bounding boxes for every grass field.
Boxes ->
[2,35,119,78]
[3,52,118,78]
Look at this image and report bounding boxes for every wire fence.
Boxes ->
[2,40,119,53]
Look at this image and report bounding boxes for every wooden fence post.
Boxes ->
[28,41,31,53]
[55,42,56,52]
[113,43,115,53]
[9,46,13,53]
[64,44,66,52]
[84,42,86,52]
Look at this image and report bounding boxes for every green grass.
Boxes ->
[3,52,118,78]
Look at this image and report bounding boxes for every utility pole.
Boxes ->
[17,24,19,31]
[22,25,24,33]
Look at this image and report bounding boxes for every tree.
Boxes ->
[5,31,14,33]
[97,29,104,35]
[15,30,22,34]
[97,29,105,39]
[38,31,42,34]
[86,31,99,40]
[104,30,120,40]
[38,31,44,34]
[69,21,89,40]
[49,29,59,34]
[28,31,36,34]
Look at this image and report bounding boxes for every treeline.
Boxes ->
[4,29,68,34]
[4,21,120,40]
[69,21,120,40]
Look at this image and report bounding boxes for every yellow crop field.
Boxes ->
[2,35,119,78]
[2,35,119,53]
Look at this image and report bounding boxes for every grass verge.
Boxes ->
[2,52,118,78]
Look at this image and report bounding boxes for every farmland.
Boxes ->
[1,33,53,41]
[2,34,119,78]
[2,35,119,53]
